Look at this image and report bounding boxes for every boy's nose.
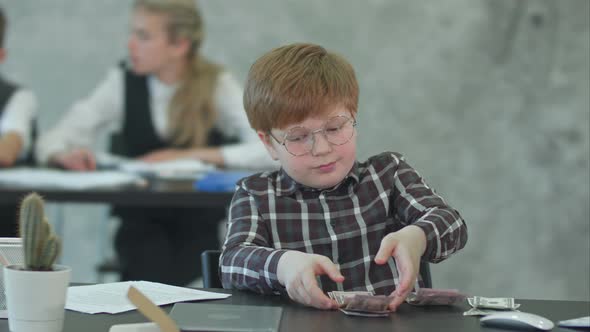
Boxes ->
[311,132,333,156]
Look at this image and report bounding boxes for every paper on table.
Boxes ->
[95,152,131,169]
[95,152,216,180]
[558,316,590,328]
[66,281,230,314]
[0,168,144,190]
[119,159,214,178]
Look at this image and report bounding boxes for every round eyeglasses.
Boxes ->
[269,115,357,156]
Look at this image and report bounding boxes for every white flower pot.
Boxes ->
[3,265,71,332]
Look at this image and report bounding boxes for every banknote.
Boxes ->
[405,288,467,306]
[327,291,374,306]
[342,295,391,312]
[467,296,521,310]
[339,308,391,318]
[327,291,392,317]
[463,296,521,316]
[463,308,521,316]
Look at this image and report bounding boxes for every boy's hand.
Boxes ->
[277,251,344,310]
[374,225,427,312]
[50,148,96,171]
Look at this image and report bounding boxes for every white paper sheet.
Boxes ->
[95,153,215,180]
[0,167,145,190]
[558,316,590,328]
[0,168,144,190]
[65,281,230,314]
[119,159,214,177]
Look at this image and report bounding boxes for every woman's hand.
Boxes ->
[50,148,96,171]
[139,147,224,166]
[138,148,188,162]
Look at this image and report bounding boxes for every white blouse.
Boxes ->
[36,68,276,169]
[0,89,38,160]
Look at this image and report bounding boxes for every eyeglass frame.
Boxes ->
[268,114,358,156]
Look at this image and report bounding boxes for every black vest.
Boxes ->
[111,64,237,157]
[0,76,36,164]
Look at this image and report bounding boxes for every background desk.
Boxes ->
[0,179,235,208]
[1,290,587,332]
[0,179,235,281]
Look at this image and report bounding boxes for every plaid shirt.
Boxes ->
[220,152,467,295]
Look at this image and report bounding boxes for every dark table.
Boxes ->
[1,290,587,332]
[0,178,235,208]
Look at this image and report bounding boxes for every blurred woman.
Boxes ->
[37,0,274,285]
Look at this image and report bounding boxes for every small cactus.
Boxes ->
[18,193,62,271]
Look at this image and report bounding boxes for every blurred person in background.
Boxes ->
[36,0,275,285]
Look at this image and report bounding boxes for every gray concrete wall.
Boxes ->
[1,0,588,300]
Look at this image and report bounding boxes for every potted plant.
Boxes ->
[3,193,71,332]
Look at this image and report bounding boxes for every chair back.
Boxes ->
[420,260,432,288]
[201,250,433,289]
[201,250,223,288]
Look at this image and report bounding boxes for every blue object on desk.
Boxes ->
[194,171,254,192]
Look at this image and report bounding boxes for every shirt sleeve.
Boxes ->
[389,153,468,263]
[35,68,124,164]
[220,185,288,294]
[213,71,278,170]
[0,89,38,160]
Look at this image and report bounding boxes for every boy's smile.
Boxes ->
[259,105,357,189]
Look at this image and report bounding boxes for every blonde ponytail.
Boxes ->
[134,0,221,147]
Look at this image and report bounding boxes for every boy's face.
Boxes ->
[258,105,357,189]
[127,8,188,76]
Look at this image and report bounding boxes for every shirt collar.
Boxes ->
[275,161,360,197]
[148,75,177,98]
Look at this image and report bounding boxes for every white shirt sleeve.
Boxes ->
[214,71,278,170]
[0,89,38,160]
[35,68,124,164]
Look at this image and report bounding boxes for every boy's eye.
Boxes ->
[286,133,309,142]
[326,125,342,133]
[285,127,310,143]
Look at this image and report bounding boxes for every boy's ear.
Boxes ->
[0,49,6,64]
[257,131,279,160]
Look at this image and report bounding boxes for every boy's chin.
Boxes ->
[310,175,348,190]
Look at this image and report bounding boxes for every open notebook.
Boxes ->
[96,152,215,180]
[0,168,143,190]
[169,302,282,332]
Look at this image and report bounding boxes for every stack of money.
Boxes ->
[463,296,521,316]
[327,291,392,317]
[405,288,467,306]
[326,288,470,317]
